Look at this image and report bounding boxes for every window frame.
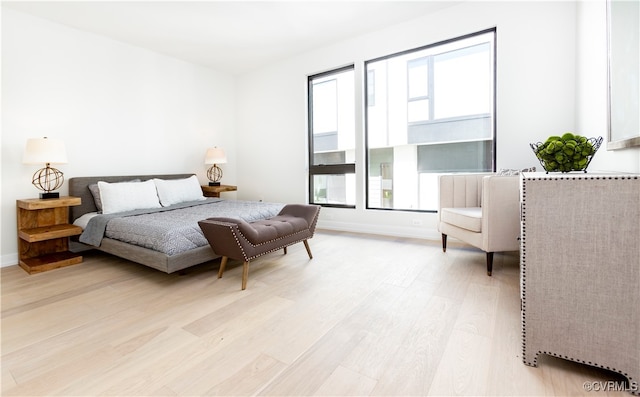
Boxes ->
[307,64,356,208]
[364,28,497,212]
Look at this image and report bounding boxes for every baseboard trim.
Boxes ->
[2,253,19,268]
[316,219,441,241]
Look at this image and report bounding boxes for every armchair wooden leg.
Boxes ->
[284,246,287,255]
[303,240,313,259]
[486,252,493,276]
[242,261,250,290]
[441,234,448,252]
[218,256,228,279]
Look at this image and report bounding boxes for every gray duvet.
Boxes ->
[79,199,284,256]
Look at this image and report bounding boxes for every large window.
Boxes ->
[308,66,356,207]
[366,29,496,211]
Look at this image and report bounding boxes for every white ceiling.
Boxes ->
[3,1,460,75]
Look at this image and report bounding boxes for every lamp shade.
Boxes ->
[204,147,227,165]
[23,137,68,165]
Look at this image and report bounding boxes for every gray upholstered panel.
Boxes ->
[520,173,639,394]
[68,174,194,223]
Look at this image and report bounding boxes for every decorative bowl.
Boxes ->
[530,134,603,173]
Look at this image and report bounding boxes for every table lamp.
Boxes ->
[23,137,68,198]
[204,147,227,186]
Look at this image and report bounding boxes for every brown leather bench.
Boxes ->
[198,204,321,290]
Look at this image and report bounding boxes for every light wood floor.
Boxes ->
[1,230,629,396]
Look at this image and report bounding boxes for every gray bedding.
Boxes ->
[79,198,284,256]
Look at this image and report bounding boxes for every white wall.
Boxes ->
[1,8,237,266]
[235,1,583,239]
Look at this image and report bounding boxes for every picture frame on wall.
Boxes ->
[606,0,640,150]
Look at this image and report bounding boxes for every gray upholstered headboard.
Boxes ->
[68,174,195,223]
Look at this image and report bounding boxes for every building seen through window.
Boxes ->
[366,29,496,211]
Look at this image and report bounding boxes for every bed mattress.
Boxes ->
[78,199,284,256]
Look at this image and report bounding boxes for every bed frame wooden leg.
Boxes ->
[303,240,313,259]
[242,261,250,290]
[218,256,228,279]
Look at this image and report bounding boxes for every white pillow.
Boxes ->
[89,179,140,213]
[153,175,205,207]
[98,179,161,214]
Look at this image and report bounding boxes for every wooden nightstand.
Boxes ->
[17,196,83,274]
[201,185,237,198]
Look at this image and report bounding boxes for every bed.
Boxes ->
[68,173,284,273]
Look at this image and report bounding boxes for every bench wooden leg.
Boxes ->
[218,256,228,279]
[303,240,313,259]
[242,261,250,290]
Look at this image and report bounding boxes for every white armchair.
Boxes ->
[437,173,521,275]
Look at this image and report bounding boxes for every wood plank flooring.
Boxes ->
[1,230,630,396]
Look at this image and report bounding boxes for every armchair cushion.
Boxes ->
[440,207,482,233]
